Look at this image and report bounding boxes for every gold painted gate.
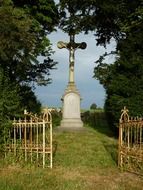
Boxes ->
[5,109,52,168]
[118,107,143,174]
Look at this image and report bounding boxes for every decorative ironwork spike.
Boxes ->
[121,106,129,114]
[120,106,129,122]
[13,117,16,123]
[24,109,27,115]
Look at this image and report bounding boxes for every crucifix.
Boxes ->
[57,33,87,128]
[57,34,87,84]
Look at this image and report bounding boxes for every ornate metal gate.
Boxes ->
[5,109,52,168]
[118,107,143,174]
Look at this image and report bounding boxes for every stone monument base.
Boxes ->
[60,82,83,128]
[60,118,83,128]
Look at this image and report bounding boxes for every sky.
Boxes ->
[35,30,116,109]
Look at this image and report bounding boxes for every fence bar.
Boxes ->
[50,122,53,168]
[30,118,33,162]
[36,123,39,161]
[14,126,16,156]
[127,125,130,148]
[24,117,27,161]
[43,121,45,168]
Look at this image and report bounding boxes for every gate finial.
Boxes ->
[120,106,129,122]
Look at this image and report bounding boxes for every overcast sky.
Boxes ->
[35,30,116,109]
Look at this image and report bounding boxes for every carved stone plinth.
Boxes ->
[60,83,83,128]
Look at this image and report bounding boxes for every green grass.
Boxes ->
[0,124,143,190]
[53,127,117,168]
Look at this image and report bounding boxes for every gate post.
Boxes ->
[43,120,46,168]
[50,119,53,169]
[118,120,123,167]
[118,107,129,168]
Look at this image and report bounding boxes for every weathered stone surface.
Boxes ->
[63,93,80,119]
[61,118,83,128]
[60,83,83,128]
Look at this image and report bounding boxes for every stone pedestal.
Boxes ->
[60,83,83,128]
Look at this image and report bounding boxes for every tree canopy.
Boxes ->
[90,103,97,110]
[59,0,143,44]
[0,0,59,85]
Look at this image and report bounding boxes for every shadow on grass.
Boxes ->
[53,141,58,158]
[94,123,118,164]
[94,125,118,164]
[82,111,118,164]
[95,123,118,164]
[102,142,118,164]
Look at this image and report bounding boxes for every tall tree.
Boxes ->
[0,0,59,142]
[94,1,143,129]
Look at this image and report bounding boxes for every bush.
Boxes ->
[51,110,62,128]
[90,103,97,110]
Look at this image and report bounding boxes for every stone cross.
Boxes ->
[57,34,87,84]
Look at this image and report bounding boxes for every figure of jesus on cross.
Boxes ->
[57,33,87,84]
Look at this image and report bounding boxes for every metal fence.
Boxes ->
[118,107,143,174]
[5,109,52,168]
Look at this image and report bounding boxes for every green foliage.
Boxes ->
[12,0,59,33]
[0,0,59,85]
[94,2,143,128]
[0,68,20,144]
[19,85,41,114]
[59,0,122,43]
[52,110,62,128]
[82,110,109,133]
[90,103,97,110]
[0,77,41,145]
[58,0,142,130]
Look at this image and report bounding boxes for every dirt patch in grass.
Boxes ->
[81,170,143,190]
